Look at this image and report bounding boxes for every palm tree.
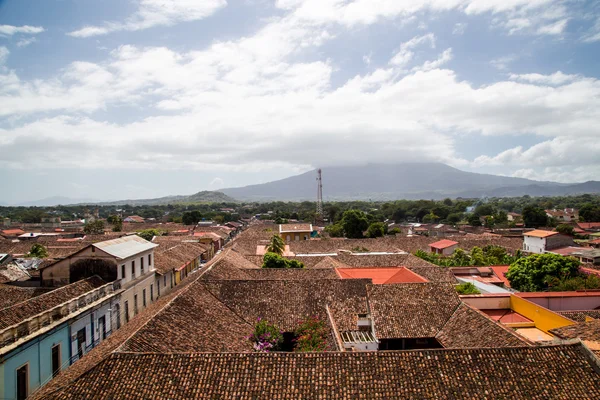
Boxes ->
[266,234,285,255]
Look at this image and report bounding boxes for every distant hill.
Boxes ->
[220,163,600,201]
[88,191,237,206]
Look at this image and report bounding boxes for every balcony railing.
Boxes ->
[0,281,121,349]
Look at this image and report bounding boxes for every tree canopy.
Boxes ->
[505,253,581,292]
[83,220,105,234]
[262,252,304,269]
[340,210,369,239]
[522,205,549,228]
[266,235,285,255]
[28,243,48,258]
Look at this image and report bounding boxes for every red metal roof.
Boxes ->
[490,266,511,288]
[429,239,459,250]
[335,267,428,284]
[578,223,600,230]
[1,229,25,235]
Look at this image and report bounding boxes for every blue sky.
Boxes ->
[0,0,599,204]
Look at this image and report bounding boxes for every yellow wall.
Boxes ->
[510,295,574,334]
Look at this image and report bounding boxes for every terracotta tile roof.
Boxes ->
[429,239,459,249]
[202,279,369,332]
[119,281,253,353]
[557,310,600,323]
[435,303,528,348]
[0,284,52,310]
[524,230,559,238]
[336,267,428,284]
[367,283,461,339]
[1,229,25,236]
[193,232,222,241]
[243,268,339,280]
[44,343,600,400]
[578,222,600,230]
[153,241,208,275]
[550,320,600,342]
[0,276,106,329]
[30,253,227,400]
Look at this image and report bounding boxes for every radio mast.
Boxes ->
[316,169,323,223]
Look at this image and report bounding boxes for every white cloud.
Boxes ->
[2,2,599,183]
[582,17,600,43]
[390,33,435,67]
[490,55,517,71]
[536,18,568,35]
[210,177,225,189]
[414,48,452,71]
[0,47,8,65]
[509,71,578,85]
[16,37,37,48]
[68,0,227,37]
[0,25,44,36]
[452,22,467,35]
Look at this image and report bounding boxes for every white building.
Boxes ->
[523,230,574,254]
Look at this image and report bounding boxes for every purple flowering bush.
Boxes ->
[248,318,283,352]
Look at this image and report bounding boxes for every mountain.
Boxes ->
[88,191,237,206]
[220,163,600,201]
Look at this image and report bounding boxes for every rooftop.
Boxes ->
[93,235,157,260]
[429,239,459,249]
[523,230,559,238]
[0,276,106,330]
[43,343,600,399]
[279,223,313,233]
[335,267,428,284]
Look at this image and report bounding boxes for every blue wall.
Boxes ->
[1,324,70,400]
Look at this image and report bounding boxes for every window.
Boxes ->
[16,364,28,400]
[121,265,125,280]
[76,328,86,359]
[143,289,147,307]
[141,257,144,273]
[148,254,152,267]
[134,295,138,315]
[91,246,95,253]
[164,276,167,287]
[51,344,61,377]
[150,284,154,301]
[131,260,135,278]
[157,280,161,296]
[124,301,129,322]
[114,303,121,329]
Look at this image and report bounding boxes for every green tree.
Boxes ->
[522,205,548,228]
[506,253,580,292]
[136,229,162,241]
[340,210,369,239]
[470,246,486,266]
[110,215,123,232]
[324,223,344,237]
[579,204,600,222]
[450,248,471,266]
[28,243,48,258]
[262,252,305,269]
[366,222,385,238]
[266,235,285,255]
[455,282,480,295]
[467,214,482,227]
[388,227,401,235]
[556,224,574,236]
[84,220,105,234]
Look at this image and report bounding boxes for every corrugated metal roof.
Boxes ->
[93,235,157,260]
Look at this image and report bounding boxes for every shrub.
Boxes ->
[28,243,48,258]
[248,318,283,352]
[366,222,385,238]
[455,282,480,295]
[262,252,305,269]
[294,316,329,352]
[136,229,163,241]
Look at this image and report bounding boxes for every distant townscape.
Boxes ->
[1,189,600,399]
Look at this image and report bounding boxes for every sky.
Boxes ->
[0,0,599,204]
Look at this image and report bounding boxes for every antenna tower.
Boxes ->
[316,169,323,222]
